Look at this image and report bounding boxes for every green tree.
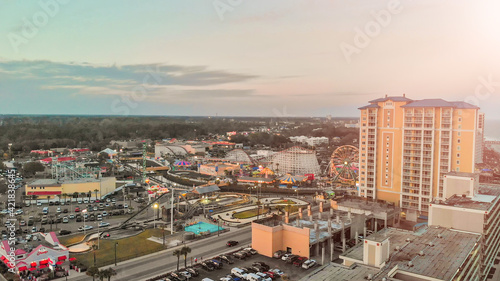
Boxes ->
[181,246,191,268]
[173,249,181,271]
[23,161,45,176]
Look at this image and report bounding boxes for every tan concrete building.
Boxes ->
[358,95,481,216]
[25,177,116,199]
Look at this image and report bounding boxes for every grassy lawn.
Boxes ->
[59,233,86,246]
[233,208,270,219]
[70,228,166,267]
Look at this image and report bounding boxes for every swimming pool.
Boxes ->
[184,222,224,235]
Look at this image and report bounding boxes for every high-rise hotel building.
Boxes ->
[358,95,482,215]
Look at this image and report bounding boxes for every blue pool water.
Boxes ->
[184,222,224,235]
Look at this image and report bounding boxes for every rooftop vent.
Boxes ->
[408,261,414,267]
[406,238,412,242]
[367,274,373,280]
[428,241,435,247]
[419,250,425,256]
[437,233,443,239]
[395,246,400,252]
[382,278,388,281]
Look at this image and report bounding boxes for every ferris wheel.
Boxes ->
[329,145,359,182]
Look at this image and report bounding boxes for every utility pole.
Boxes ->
[142,141,147,185]
[171,188,174,235]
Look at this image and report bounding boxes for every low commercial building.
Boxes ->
[429,172,500,280]
[25,177,116,199]
[252,203,364,261]
[0,232,69,275]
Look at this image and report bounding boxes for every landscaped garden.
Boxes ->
[233,207,270,219]
[70,228,166,267]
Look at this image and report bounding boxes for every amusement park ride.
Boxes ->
[327,145,359,186]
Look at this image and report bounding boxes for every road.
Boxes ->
[69,227,253,281]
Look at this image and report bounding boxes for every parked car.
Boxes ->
[302,259,317,269]
[201,262,215,271]
[227,240,239,247]
[252,262,269,271]
[263,272,277,280]
[281,253,293,261]
[75,207,80,212]
[98,222,110,227]
[243,248,258,255]
[273,250,286,258]
[185,268,199,277]
[293,257,308,267]
[62,217,69,223]
[269,269,285,276]
[285,255,299,263]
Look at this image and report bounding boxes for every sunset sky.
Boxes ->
[1,0,499,117]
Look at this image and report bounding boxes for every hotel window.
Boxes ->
[457,160,460,165]
[363,117,366,120]
[456,167,460,172]
[385,180,388,184]
[457,139,461,144]
[386,155,389,159]
[458,132,461,136]
[458,117,462,122]
[457,146,461,151]
[458,125,462,129]
[386,161,389,165]
[457,153,460,158]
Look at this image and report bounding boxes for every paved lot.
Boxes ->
[174,252,316,281]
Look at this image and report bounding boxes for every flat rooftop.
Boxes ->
[299,263,378,281]
[434,183,500,211]
[340,227,480,281]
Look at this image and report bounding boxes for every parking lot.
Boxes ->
[0,187,151,247]
[153,249,317,281]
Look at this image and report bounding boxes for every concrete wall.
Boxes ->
[429,205,484,234]
[251,223,310,258]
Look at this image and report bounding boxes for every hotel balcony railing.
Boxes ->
[368,123,376,127]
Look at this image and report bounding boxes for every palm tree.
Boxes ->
[61,193,67,204]
[94,189,99,201]
[105,268,117,281]
[86,266,99,281]
[181,246,191,268]
[32,195,38,206]
[87,191,92,201]
[173,249,181,271]
[80,192,86,202]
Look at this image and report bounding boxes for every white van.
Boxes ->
[231,268,247,279]
[246,273,262,281]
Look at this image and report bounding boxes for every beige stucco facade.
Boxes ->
[252,222,310,258]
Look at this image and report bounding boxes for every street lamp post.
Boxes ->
[114,242,118,266]
[295,189,298,199]
[82,209,87,236]
[153,203,159,229]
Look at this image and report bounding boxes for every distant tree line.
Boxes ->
[0,116,264,155]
